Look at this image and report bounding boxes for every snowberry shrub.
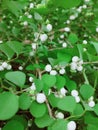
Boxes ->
[0,0,98,130]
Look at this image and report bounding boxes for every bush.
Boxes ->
[0,0,98,130]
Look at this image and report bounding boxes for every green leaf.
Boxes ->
[90,41,98,54]
[80,84,94,100]
[55,75,66,89]
[5,71,26,88]
[94,104,98,116]
[87,124,98,130]
[0,43,14,59]
[66,78,77,92]
[0,92,19,120]
[30,101,47,118]
[19,93,31,110]
[48,94,62,108]
[51,119,68,130]
[73,104,84,116]
[7,41,23,55]
[47,0,81,9]
[57,96,76,112]
[34,79,44,92]
[68,33,78,44]
[2,120,24,130]
[35,114,54,128]
[34,12,43,20]
[42,74,56,88]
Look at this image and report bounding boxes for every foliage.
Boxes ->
[0,0,98,130]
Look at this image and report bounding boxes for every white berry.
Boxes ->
[72,56,79,62]
[18,66,23,70]
[46,24,52,32]
[30,83,36,91]
[70,62,77,70]
[6,65,12,70]
[69,15,76,20]
[40,34,48,42]
[36,93,46,104]
[50,70,57,75]
[88,101,95,107]
[0,40,3,44]
[96,27,98,32]
[32,43,37,50]
[75,96,80,103]
[83,40,87,44]
[45,64,52,72]
[77,65,83,71]
[62,42,67,48]
[55,112,64,119]
[67,121,76,130]
[23,21,28,26]
[60,88,67,96]
[64,27,70,32]
[29,77,34,82]
[29,3,34,8]
[0,66,4,71]
[2,62,8,68]
[59,68,65,75]
[71,90,78,97]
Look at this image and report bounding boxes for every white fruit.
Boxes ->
[50,70,57,75]
[55,112,64,119]
[29,77,34,82]
[75,96,80,103]
[40,34,48,42]
[72,56,79,62]
[0,66,4,71]
[60,34,64,39]
[0,40,3,44]
[28,14,32,19]
[62,42,67,48]
[45,64,52,72]
[30,83,36,91]
[77,65,83,71]
[29,3,34,8]
[88,101,95,107]
[6,65,12,70]
[67,121,76,130]
[46,24,52,32]
[2,62,8,68]
[70,62,77,70]
[59,68,65,74]
[71,90,78,97]
[60,88,67,96]
[32,43,37,50]
[23,21,28,26]
[18,66,23,70]
[96,27,98,32]
[64,27,70,32]
[83,40,87,44]
[66,20,70,24]
[69,15,76,20]
[36,93,46,103]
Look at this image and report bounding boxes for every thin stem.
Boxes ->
[82,70,89,85]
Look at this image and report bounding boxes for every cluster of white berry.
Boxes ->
[0,62,12,71]
[88,96,95,108]
[55,87,67,98]
[70,56,83,72]
[36,93,46,104]
[45,64,66,75]
[67,121,77,130]
[71,90,80,103]
[55,111,64,119]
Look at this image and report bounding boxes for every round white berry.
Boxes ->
[6,65,12,70]
[77,65,83,71]
[0,40,3,44]
[88,101,95,107]
[62,42,67,48]
[59,68,65,74]
[69,15,76,20]
[36,93,46,104]
[28,14,32,19]
[30,83,36,91]
[82,5,87,9]
[71,90,78,97]
[88,96,94,101]
[32,43,37,50]
[55,112,64,119]
[60,88,67,96]
[60,34,64,39]
[29,3,34,8]
[40,34,48,42]
[29,77,34,82]
[77,8,82,13]
[23,21,28,26]
[66,20,70,24]
[18,66,23,70]
[64,27,70,32]
[46,24,52,32]
[50,70,57,75]
[67,121,76,130]
[70,62,77,70]
[0,66,4,71]
[72,56,79,62]
[85,0,90,2]
[75,96,80,103]
[83,48,87,52]
[2,62,8,68]
[96,27,98,33]
[83,40,87,44]
[45,64,52,72]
